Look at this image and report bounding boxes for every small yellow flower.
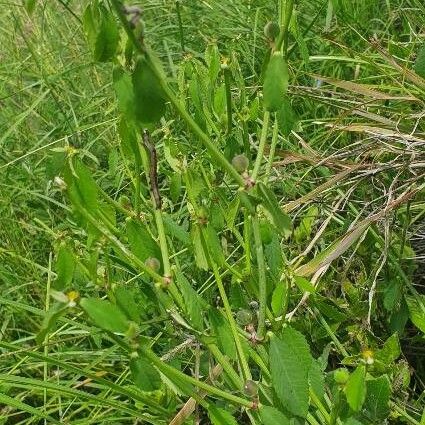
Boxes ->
[66,290,80,307]
[362,349,374,365]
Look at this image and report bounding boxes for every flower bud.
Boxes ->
[334,368,349,385]
[145,257,160,272]
[232,154,249,173]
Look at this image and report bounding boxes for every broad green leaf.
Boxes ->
[259,405,290,425]
[94,7,119,62]
[118,119,140,160]
[132,58,166,126]
[203,225,225,267]
[406,294,425,333]
[277,95,297,136]
[344,365,366,412]
[364,375,391,421]
[114,286,140,322]
[175,270,204,331]
[80,297,130,333]
[294,276,316,293]
[414,43,425,78]
[83,4,118,63]
[113,66,135,119]
[163,214,190,246]
[208,405,238,425]
[309,359,325,402]
[257,182,292,237]
[126,219,162,265]
[54,244,75,290]
[263,53,289,112]
[271,282,287,316]
[209,308,237,360]
[375,333,400,364]
[191,225,209,270]
[73,160,99,213]
[269,327,313,418]
[130,356,161,391]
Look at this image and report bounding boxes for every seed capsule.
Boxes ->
[244,380,258,397]
[236,309,253,326]
[145,257,161,272]
[264,21,280,41]
[232,154,249,173]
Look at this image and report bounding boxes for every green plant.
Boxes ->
[1,0,425,424]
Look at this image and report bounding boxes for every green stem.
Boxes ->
[310,388,331,424]
[252,215,267,340]
[110,0,244,187]
[140,345,253,408]
[252,110,271,182]
[134,159,141,215]
[203,342,243,389]
[154,208,172,279]
[244,211,252,275]
[210,259,252,383]
[390,402,421,425]
[175,0,185,52]
[275,0,295,55]
[265,115,278,181]
[223,65,233,134]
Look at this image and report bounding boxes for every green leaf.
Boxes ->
[269,327,313,418]
[24,0,37,15]
[36,303,68,344]
[277,95,297,136]
[257,182,292,237]
[94,7,119,62]
[271,282,287,316]
[175,270,204,331]
[203,225,225,267]
[263,53,289,112]
[208,405,238,425]
[344,419,364,425]
[344,365,366,412]
[406,294,425,333]
[114,286,140,322]
[309,359,325,402]
[132,58,166,126]
[163,214,190,246]
[130,356,161,391]
[414,43,425,78]
[191,225,209,270]
[294,276,316,293]
[83,4,118,63]
[80,297,130,333]
[259,406,290,425]
[209,308,237,360]
[126,219,162,265]
[0,393,61,424]
[73,160,99,213]
[364,375,391,421]
[375,333,401,364]
[54,244,75,290]
[113,66,135,120]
